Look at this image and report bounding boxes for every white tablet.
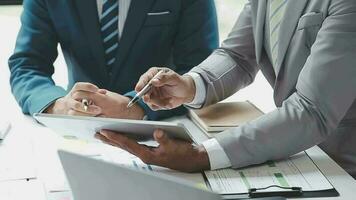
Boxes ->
[33,113,194,143]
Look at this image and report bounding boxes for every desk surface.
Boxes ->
[1,9,356,200]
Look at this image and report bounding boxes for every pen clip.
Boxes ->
[248,185,303,198]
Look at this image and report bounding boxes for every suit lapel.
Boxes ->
[275,0,307,75]
[251,0,267,63]
[112,0,156,75]
[74,0,106,75]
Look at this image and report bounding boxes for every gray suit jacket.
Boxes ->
[191,0,356,176]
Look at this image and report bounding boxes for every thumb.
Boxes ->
[153,129,169,145]
[151,73,179,87]
[98,89,107,94]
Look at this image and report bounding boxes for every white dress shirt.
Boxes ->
[185,72,232,170]
[96,0,131,39]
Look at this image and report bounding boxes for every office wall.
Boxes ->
[215,0,247,42]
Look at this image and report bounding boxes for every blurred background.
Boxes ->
[0,0,275,119]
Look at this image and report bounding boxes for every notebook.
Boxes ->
[188,101,263,134]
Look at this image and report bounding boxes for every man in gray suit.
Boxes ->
[95,0,356,177]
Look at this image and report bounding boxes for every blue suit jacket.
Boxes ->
[9,0,218,120]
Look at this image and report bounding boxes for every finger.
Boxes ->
[135,67,160,92]
[151,71,179,87]
[67,98,101,115]
[153,129,170,146]
[71,82,99,94]
[147,97,172,109]
[100,130,155,163]
[144,94,172,110]
[143,88,169,109]
[67,109,98,116]
[94,133,119,147]
[147,103,161,111]
[71,91,97,101]
[97,89,107,95]
[143,94,150,103]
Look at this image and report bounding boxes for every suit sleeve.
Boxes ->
[8,0,66,115]
[129,0,219,120]
[190,3,260,107]
[201,1,356,169]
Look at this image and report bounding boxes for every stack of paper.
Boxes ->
[189,101,263,137]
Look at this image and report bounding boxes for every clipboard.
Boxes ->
[203,151,339,199]
[219,188,338,199]
[204,180,339,199]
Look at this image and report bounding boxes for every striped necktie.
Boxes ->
[100,0,119,69]
[269,0,287,66]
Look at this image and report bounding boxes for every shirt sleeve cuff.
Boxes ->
[124,90,148,120]
[184,72,206,108]
[202,138,232,170]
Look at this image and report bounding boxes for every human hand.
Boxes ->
[45,82,103,116]
[135,67,196,111]
[93,90,145,120]
[95,129,210,173]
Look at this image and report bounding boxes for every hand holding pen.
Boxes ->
[127,70,165,108]
[44,82,103,116]
[132,67,197,111]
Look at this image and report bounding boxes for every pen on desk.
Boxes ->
[127,70,164,108]
[82,98,89,111]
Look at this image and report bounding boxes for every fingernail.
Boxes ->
[156,130,164,138]
[100,130,108,136]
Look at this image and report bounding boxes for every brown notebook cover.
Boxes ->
[189,101,264,133]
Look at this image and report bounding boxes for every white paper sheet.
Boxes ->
[0,123,36,181]
[205,151,334,194]
[47,191,73,200]
[0,180,46,200]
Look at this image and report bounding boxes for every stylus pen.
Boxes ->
[127,70,164,108]
[82,98,89,111]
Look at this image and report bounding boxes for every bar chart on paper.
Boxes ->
[204,151,334,194]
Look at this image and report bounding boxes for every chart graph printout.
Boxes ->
[204,152,334,194]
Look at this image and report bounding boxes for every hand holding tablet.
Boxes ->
[33,113,194,143]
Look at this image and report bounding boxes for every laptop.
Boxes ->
[58,150,286,200]
[58,150,221,200]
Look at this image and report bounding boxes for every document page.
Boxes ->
[0,180,46,200]
[204,151,333,194]
[0,125,36,181]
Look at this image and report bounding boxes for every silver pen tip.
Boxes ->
[127,102,133,108]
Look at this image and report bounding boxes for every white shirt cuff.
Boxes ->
[202,138,232,170]
[184,72,206,108]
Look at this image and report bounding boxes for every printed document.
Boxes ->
[205,151,333,194]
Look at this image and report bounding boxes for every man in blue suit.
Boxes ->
[9,0,218,120]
